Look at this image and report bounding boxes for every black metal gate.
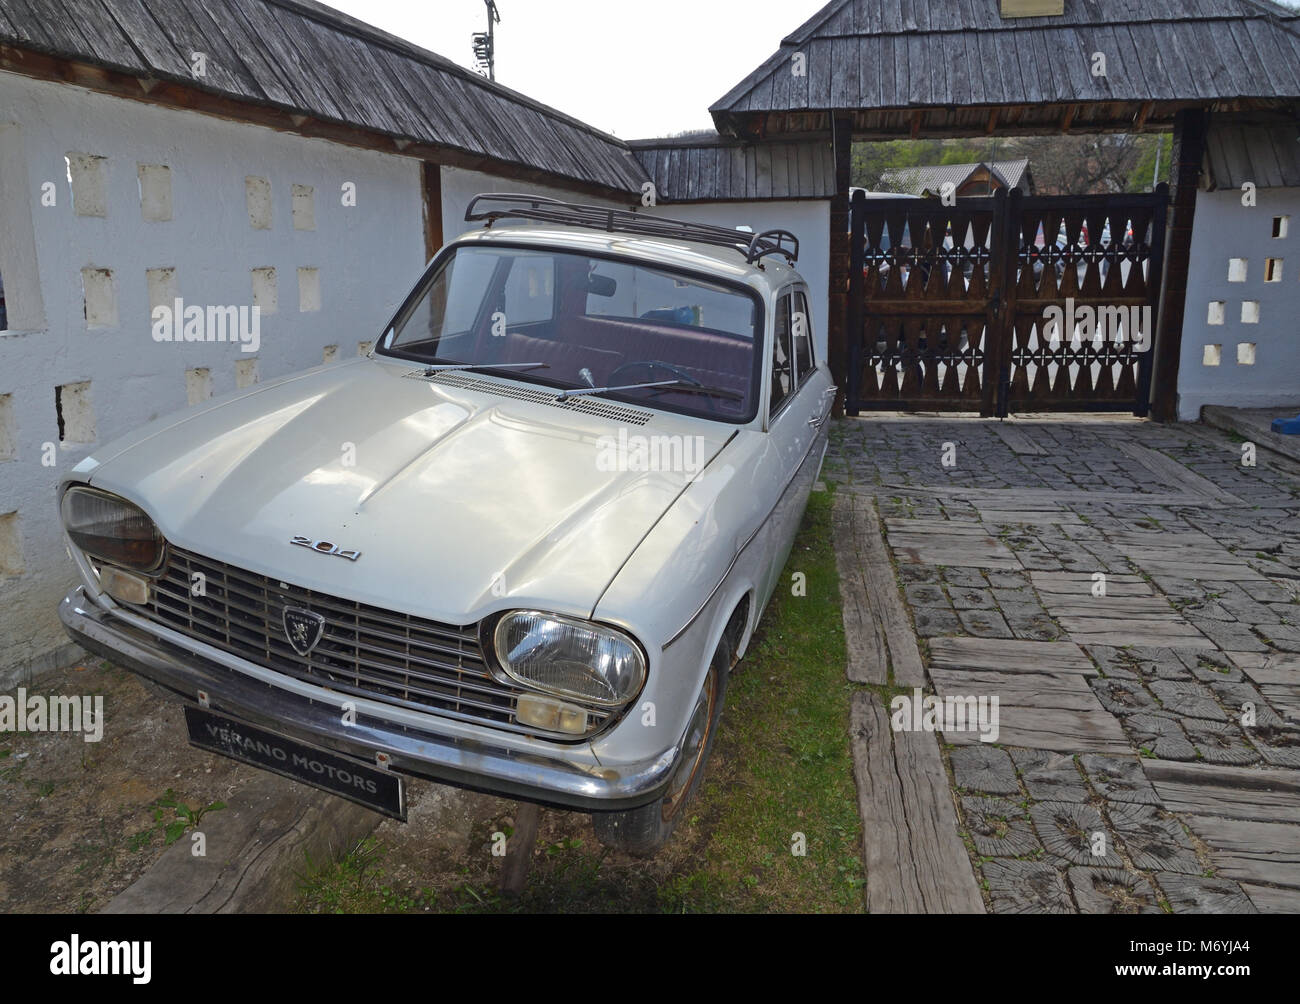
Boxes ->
[844,185,1169,417]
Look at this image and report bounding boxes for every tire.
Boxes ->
[591,639,730,857]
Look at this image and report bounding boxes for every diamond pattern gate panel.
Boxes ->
[844,186,1169,417]
[846,194,1006,415]
[997,190,1169,416]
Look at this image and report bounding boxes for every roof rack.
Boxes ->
[463,193,799,266]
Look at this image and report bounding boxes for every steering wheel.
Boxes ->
[606,360,717,414]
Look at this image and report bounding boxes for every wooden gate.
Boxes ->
[844,186,1169,417]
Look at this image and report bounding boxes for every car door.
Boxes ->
[758,286,832,603]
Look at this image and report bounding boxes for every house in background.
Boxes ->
[879,159,1035,198]
[0,0,832,688]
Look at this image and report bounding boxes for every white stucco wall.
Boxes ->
[1176,186,1300,421]
[0,70,426,686]
[646,201,832,365]
[439,165,626,245]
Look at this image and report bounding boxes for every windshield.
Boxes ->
[380,244,762,420]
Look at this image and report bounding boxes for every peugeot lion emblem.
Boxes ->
[283,607,325,656]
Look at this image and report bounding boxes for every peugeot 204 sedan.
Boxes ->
[57,194,834,854]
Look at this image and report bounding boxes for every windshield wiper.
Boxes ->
[421,362,548,376]
[556,379,743,403]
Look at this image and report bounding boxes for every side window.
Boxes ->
[770,293,793,414]
[792,290,814,382]
[503,255,554,325]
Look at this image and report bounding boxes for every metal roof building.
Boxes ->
[879,158,1034,196]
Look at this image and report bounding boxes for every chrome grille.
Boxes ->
[124,547,610,738]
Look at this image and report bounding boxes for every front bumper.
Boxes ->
[59,586,677,812]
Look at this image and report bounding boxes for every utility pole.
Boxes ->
[473,1,501,81]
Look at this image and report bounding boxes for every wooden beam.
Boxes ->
[1134,101,1155,132]
[1060,104,1078,133]
[910,109,924,139]
[1151,108,1208,422]
[421,161,443,263]
[986,107,999,135]
[829,116,853,417]
[499,802,542,898]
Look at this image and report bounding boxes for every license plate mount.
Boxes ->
[184,706,406,820]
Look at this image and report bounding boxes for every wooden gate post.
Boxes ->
[1135,182,1170,417]
[1151,109,1208,422]
[846,188,866,416]
[829,115,853,417]
[981,188,1016,417]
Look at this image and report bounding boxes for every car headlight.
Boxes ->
[61,487,164,573]
[492,611,646,707]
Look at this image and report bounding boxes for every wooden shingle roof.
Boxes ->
[0,0,649,197]
[711,0,1300,138]
[629,133,837,201]
[1204,119,1300,188]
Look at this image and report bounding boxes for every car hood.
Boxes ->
[82,358,735,625]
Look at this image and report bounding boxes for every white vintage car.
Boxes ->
[57,195,834,854]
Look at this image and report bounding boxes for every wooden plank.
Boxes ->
[1056,618,1214,648]
[101,771,380,913]
[852,694,919,911]
[1238,654,1300,687]
[1144,762,1300,824]
[993,423,1048,455]
[945,705,1132,753]
[931,668,1099,710]
[1122,559,1266,582]
[849,694,985,913]
[832,493,888,685]
[884,518,987,534]
[1185,815,1300,889]
[1242,883,1300,913]
[886,520,1021,568]
[834,494,926,686]
[927,637,1098,675]
[1031,572,1153,596]
[1041,597,1181,618]
[975,509,1083,526]
[873,484,1227,508]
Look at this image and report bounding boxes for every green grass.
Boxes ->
[656,488,864,912]
[297,489,865,914]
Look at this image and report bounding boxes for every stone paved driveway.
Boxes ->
[826,415,1300,913]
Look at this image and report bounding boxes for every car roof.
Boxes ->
[451,222,804,295]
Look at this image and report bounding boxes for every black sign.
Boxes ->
[184,706,405,819]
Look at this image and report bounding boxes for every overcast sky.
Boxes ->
[322,0,828,139]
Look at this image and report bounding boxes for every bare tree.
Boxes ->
[1006,135,1145,195]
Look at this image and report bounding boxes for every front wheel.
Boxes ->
[591,641,729,857]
